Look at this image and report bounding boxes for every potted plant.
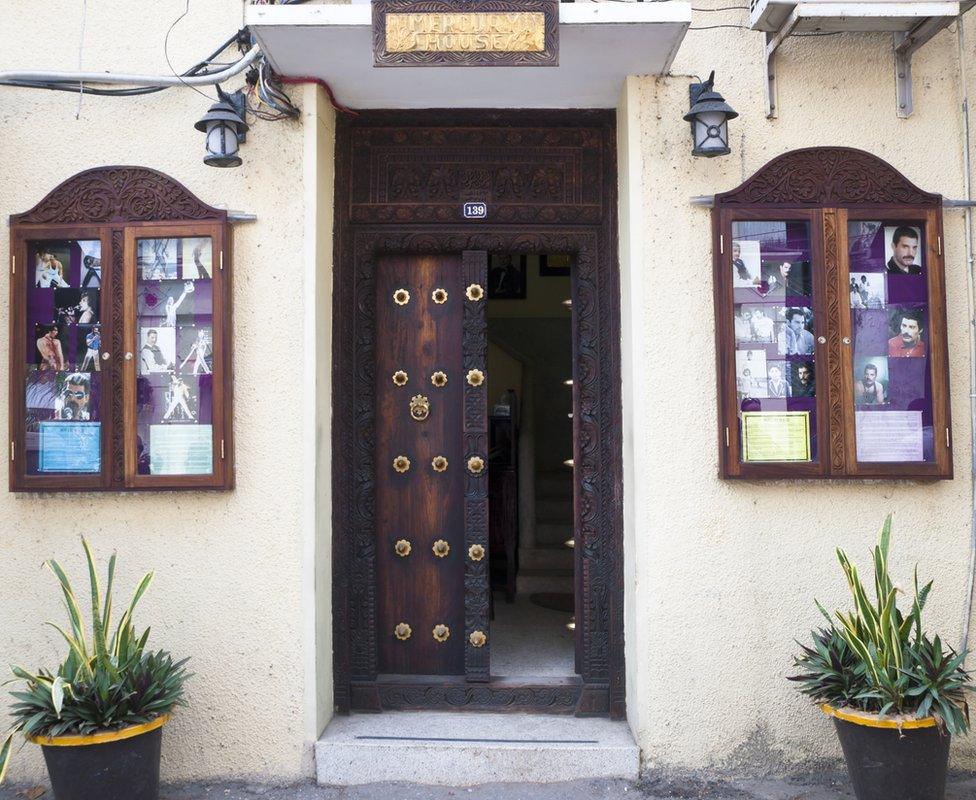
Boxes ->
[790,515,972,800]
[0,539,189,800]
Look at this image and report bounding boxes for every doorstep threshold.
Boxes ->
[315,710,639,786]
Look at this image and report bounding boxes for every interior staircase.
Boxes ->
[518,469,574,595]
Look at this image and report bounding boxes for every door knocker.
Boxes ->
[410,394,430,421]
[392,370,409,387]
[467,456,485,475]
[430,371,448,388]
[432,288,448,304]
[469,630,487,648]
[432,539,450,558]
[394,539,412,557]
[393,288,410,306]
[465,284,484,302]
[468,544,485,562]
[394,622,412,641]
[431,456,448,472]
[466,369,485,387]
[432,624,450,643]
[393,455,411,473]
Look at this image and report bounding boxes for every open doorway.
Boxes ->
[487,252,575,678]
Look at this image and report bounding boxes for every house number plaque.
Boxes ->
[373,0,559,67]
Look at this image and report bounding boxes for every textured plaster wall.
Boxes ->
[624,3,976,773]
[0,1,315,784]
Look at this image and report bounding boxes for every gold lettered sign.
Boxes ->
[373,0,559,67]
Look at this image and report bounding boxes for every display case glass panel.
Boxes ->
[847,220,934,464]
[134,236,215,477]
[24,238,104,476]
[730,220,817,465]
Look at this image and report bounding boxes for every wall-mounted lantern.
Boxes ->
[194,88,249,168]
[683,71,738,158]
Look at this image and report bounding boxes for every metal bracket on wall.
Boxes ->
[764,5,973,120]
[763,11,799,119]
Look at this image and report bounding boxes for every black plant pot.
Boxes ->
[826,707,950,800]
[33,717,167,800]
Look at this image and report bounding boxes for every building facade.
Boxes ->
[2,0,976,786]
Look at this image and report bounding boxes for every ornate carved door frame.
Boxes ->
[331,110,624,717]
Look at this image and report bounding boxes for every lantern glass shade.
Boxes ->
[692,110,730,157]
[204,120,241,168]
[194,95,248,169]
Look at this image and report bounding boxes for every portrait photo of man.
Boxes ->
[778,307,815,356]
[487,253,527,299]
[854,361,887,405]
[139,327,176,374]
[55,372,92,421]
[885,225,923,275]
[36,324,66,371]
[888,308,926,358]
[766,363,791,398]
[791,362,815,397]
[761,259,811,298]
[731,240,760,288]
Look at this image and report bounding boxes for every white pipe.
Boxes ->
[957,14,976,655]
[0,44,260,88]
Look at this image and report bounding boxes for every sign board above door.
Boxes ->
[372,0,559,67]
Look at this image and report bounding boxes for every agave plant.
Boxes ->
[0,539,189,784]
[790,515,972,733]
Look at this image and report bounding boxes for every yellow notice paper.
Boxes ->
[741,411,811,463]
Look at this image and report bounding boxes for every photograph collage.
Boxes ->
[135,237,215,476]
[731,221,817,462]
[26,239,103,474]
[847,222,933,463]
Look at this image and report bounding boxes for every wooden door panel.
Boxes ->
[376,254,465,675]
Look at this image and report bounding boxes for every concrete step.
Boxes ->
[521,547,574,571]
[315,711,639,786]
[517,570,574,594]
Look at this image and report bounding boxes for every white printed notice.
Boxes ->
[855,410,923,462]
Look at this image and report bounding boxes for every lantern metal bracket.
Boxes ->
[223,87,248,144]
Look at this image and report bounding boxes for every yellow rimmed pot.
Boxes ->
[821,705,950,800]
[28,714,170,800]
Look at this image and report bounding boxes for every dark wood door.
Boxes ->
[374,252,489,679]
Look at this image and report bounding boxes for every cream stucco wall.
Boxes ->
[2,0,976,787]
[0,2,330,785]
[622,4,976,773]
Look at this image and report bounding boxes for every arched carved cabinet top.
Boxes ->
[715,147,940,208]
[10,166,226,225]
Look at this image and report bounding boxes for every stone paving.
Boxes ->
[3,772,976,799]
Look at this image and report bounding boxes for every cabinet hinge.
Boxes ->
[219,250,224,271]
[720,234,724,255]
[938,236,942,256]
[221,439,225,460]
[724,426,730,447]
[11,255,15,275]
[946,427,951,449]
[10,441,14,461]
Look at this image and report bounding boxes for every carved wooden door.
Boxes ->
[374,251,489,680]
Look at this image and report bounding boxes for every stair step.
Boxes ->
[535,498,573,521]
[535,471,574,497]
[521,547,574,571]
[517,573,575,594]
[315,711,639,785]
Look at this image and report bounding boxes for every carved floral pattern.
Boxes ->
[717,147,939,207]
[13,166,223,224]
